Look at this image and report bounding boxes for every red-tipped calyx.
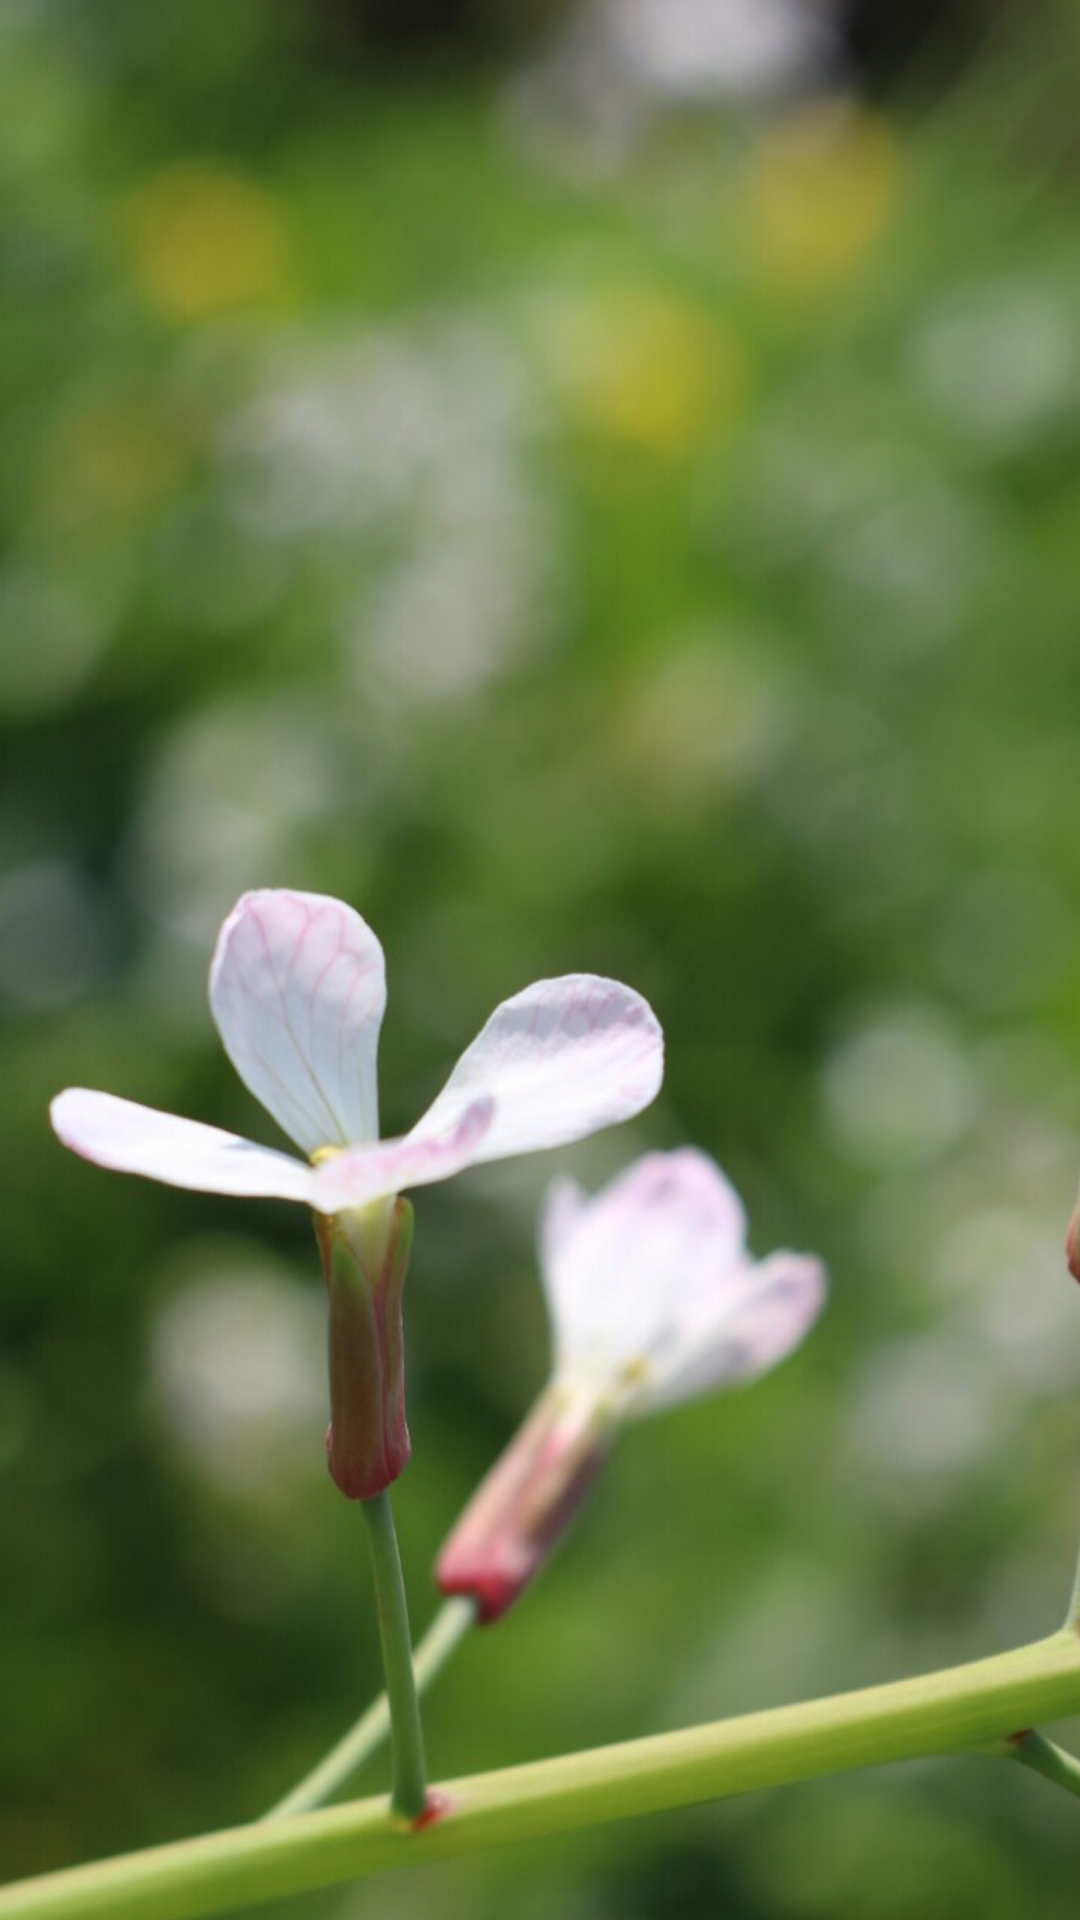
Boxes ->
[436,1380,610,1623]
[317,1195,414,1500]
[1067,1197,1080,1283]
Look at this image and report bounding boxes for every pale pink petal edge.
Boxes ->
[50,1089,316,1204]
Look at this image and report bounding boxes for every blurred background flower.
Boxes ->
[3,2,1080,1915]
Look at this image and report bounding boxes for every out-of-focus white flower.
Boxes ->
[437,1149,825,1619]
[601,0,832,101]
[50,890,663,1499]
[516,0,834,131]
[909,276,1076,447]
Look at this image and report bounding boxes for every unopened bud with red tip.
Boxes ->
[316,1193,414,1501]
[1067,1191,1080,1283]
[436,1149,826,1622]
[437,1379,611,1622]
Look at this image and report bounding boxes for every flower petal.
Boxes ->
[311,1098,494,1214]
[537,1148,824,1416]
[404,975,663,1175]
[635,1252,827,1414]
[50,1089,316,1202]
[541,1149,748,1372]
[209,890,386,1155]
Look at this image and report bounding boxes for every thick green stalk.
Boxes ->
[264,1596,476,1819]
[359,1492,428,1820]
[5,1632,1080,1920]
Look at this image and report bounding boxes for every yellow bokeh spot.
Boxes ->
[541,288,751,456]
[744,105,899,290]
[123,160,293,319]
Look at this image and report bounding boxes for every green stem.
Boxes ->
[264,1596,476,1820]
[5,1631,1080,1920]
[359,1491,428,1821]
[1007,1728,1080,1801]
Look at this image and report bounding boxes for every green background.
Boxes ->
[3,4,1080,1914]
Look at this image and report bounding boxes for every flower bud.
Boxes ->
[435,1381,611,1623]
[1067,1193,1080,1283]
[316,1196,414,1501]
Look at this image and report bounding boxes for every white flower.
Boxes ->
[438,1148,825,1618]
[50,889,664,1215]
[50,891,664,1502]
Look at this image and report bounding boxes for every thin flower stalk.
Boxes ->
[264,1597,476,1820]
[1005,1729,1080,1803]
[359,1491,427,1821]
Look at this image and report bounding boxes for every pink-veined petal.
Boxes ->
[50,1089,316,1203]
[635,1252,827,1415]
[209,890,386,1156]
[404,975,663,1176]
[312,1098,495,1214]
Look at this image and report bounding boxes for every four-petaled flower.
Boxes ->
[52,890,664,1215]
[51,890,664,1497]
[437,1148,826,1620]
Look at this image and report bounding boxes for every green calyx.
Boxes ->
[316,1196,415,1501]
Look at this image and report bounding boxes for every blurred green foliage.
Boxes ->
[3,4,1080,1916]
